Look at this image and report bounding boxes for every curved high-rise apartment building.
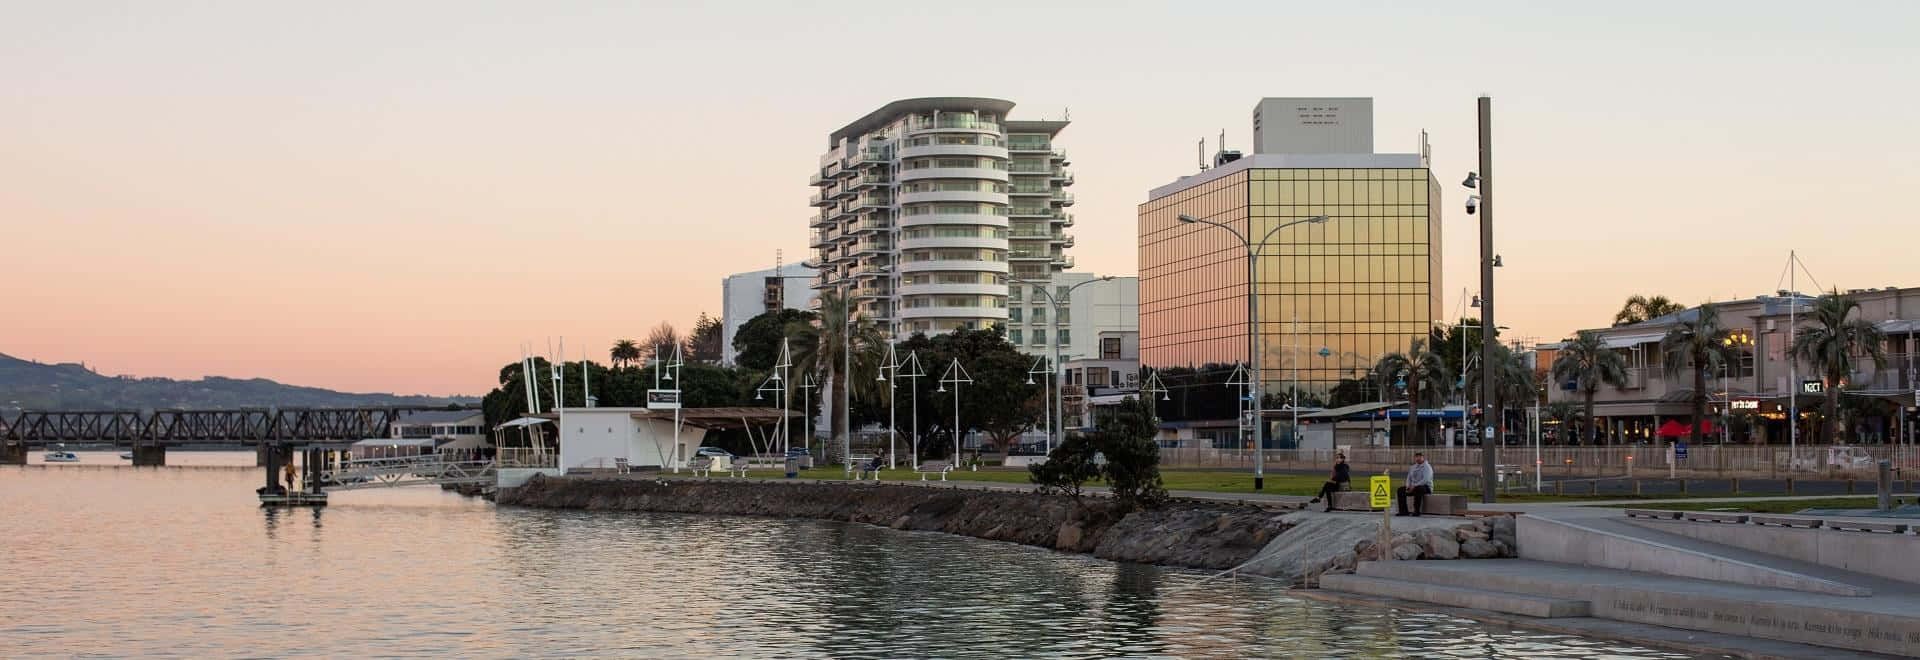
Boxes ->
[809,98,1072,339]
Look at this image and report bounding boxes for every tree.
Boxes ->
[892,327,1042,458]
[1614,294,1685,327]
[1790,291,1887,445]
[1467,343,1537,435]
[610,340,641,370]
[1373,339,1450,446]
[1551,331,1628,445]
[1429,318,1497,390]
[642,322,681,364]
[1543,401,1585,445]
[1028,394,1167,511]
[790,290,885,458]
[1090,394,1169,510]
[687,313,724,364]
[1660,303,1740,447]
[732,309,817,371]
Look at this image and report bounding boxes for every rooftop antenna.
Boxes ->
[1197,138,1208,172]
[1063,106,1070,121]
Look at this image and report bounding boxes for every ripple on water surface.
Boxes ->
[0,458,1720,658]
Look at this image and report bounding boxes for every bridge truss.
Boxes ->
[0,407,473,446]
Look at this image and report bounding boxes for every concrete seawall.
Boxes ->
[497,475,1294,571]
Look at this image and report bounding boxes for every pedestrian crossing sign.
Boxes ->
[1369,475,1391,509]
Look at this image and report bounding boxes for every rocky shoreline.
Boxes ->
[496,475,1519,583]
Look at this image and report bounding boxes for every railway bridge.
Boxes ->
[0,406,476,466]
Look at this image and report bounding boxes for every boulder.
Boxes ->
[1392,543,1424,560]
[1455,528,1490,542]
[1460,539,1499,559]
[1056,523,1083,550]
[1420,532,1460,560]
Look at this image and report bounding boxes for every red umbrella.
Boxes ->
[1656,419,1716,437]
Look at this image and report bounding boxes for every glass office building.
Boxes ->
[1138,162,1441,404]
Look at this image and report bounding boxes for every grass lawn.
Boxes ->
[1604,497,1912,514]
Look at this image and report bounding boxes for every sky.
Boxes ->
[3,1,1916,396]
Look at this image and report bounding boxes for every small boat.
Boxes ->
[43,451,80,463]
[119,451,134,460]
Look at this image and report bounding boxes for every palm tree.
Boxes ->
[610,339,641,369]
[1551,331,1629,445]
[1374,338,1450,446]
[1660,304,1739,447]
[789,289,885,455]
[1790,292,1887,445]
[1614,294,1686,326]
[1543,401,1585,445]
[1468,343,1538,430]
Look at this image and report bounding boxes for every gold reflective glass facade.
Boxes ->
[1138,168,1441,400]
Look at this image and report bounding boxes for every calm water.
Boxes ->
[2,453,1708,658]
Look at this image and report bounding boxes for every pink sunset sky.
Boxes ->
[3,1,1916,396]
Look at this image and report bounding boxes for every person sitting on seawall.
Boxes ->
[1397,453,1434,517]
[1307,453,1351,512]
[865,451,887,475]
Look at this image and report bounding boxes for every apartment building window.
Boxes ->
[1057,308,1070,323]
[1008,308,1022,322]
[1009,329,1023,345]
[1032,307,1046,324]
[1102,337,1122,359]
[1008,287,1021,302]
[1088,368,1109,388]
[1057,329,1071,345]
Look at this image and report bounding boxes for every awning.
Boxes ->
[1656,419,1718,437]
[352,437,434,448]
[1302,401,1398,420]
[494,417,553,430]
[1877,319,1920,334]
[1602,332,1665,349]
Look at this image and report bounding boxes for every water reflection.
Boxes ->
[0,461,1713,658]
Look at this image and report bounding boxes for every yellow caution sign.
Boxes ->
[1369,475,1392,510]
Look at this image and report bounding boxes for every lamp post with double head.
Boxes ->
[1012,275,1114,445]
[1177,213,1328,490]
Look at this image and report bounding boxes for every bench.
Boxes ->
[1828,520,1909,534]
[1749,515,1822,529]
[1328,491,1375,511]
[845,455,879,480]
[685,456,713,477]
[1626,509,1681,520]
[1421,493,1469,516]
[914,460,953,481]
[728,457,751,478]
[1682,512,1748,524]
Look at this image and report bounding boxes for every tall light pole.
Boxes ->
[938,358,972,463]
[1464,94,1499,504]
[1013,276,1113,443]
[1028,355,1053,451]
[1178,213,1328,490]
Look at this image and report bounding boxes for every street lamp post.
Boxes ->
[938,358,972,464]
[1178,213,1328,490]
[1013,276,1113,445]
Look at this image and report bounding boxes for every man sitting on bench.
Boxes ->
[1397,452,1434,517]
[1308,453,1351,512]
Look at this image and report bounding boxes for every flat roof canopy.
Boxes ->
[628,407,801,430]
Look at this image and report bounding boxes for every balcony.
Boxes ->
[852,241,893,255]
[1051,171,1074,186]
[809,231,830,248]
[1008,141,1052,153]
[851,175,892,190]
[1009,229,1063,240]
[809,193,833,207]
[1050,149,1069,163]
[1051,192,1075,206]
[856,147,893,164]
[1008,185,1052,197]
[1008,250,1059,261]
[1007,162,1051,174]
[909,118,1001,133]
[809,213,833,228]
[854,286,892,298]
[829,185,857,201]
[1009,207,1052,217]
[851,219,892,233]
[1052,255,1075,269]
[809,172,827,187]
[852,195,892,212]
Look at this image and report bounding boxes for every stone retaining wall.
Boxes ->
[497,476,1292,570]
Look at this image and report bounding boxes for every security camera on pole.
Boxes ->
[1464,94,1498,504]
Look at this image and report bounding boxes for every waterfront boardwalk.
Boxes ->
[1322,501,1920,656]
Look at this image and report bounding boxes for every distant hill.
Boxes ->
[0,352,475,412]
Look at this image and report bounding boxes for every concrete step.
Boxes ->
[1320,573,1590,618]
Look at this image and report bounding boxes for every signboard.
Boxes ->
[646,389,681,410]
[1369,475,1391,510]
[1674,442,1689,460]
[1730,399,1759,410]
[1802,380,1825,394]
